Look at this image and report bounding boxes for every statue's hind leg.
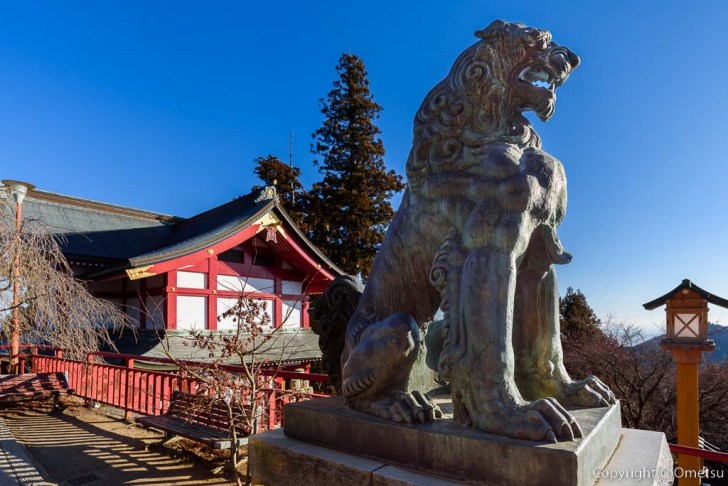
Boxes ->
[341,312,442,423]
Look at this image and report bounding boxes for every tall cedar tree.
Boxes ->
[560,287,603,341]
[253,155,305,223]
[303,53,405,278]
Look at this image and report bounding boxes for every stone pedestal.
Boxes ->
[249,397,671,485]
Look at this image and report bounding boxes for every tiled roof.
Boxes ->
[129,190,272,266]
[17,189,177,260]
[9,184,344,279]
[107,329,322,368]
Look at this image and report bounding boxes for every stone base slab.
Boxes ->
[250,425,672,486]
[277,397,621,485]
[249,429,460,486]
[595,429,673,486]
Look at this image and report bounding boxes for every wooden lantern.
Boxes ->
[643,279,727,486]
[643,279,725,348]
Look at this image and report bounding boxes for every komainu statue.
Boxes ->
[313,20,616,443]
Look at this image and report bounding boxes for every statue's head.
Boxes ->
[407,21,579,187]
[475,20,580,123]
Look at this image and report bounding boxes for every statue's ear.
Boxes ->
[475,20,506,40]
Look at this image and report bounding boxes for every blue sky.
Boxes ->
[2,1,727,333]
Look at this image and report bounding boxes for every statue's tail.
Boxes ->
[309,275,363,393]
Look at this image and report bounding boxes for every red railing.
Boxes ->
[11,346,330,431]
[32,353,198,416]
[669,444,728,463]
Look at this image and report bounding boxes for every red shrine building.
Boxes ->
[20,185,344,337]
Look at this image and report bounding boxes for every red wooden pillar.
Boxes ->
[274,277,282,328]
[207,256,218,330]
[301,298,310,329]
[166,270,177,330]
[139,277,148,329]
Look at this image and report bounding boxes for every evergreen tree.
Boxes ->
[253,154,305,224]
[302,53,405,278]
[560,287,602,341]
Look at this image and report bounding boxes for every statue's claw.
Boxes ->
[557,376,617,407]
[351,391,442,425]
[392,391,443,424]
[543,397,583,439]
[526,398,582,442]
[477,397,582,443]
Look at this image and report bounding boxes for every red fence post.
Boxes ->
[124,359,134,421]
[30,347,37,373]
[85,353,94,400]
[268,390,277,431]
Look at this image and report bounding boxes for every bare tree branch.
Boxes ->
[0,198,126,361]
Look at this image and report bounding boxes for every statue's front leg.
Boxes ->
[514,261,616,407]
[451,246,583,442]
[341,313,442,424]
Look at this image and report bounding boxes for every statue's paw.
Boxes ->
[388,391,443,424]
[479,397,582,443]
[353,391,442,424]
[559,376,617,407]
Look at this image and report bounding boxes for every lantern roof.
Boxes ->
[643,279,728,311]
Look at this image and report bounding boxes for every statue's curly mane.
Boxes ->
[406,21,551,192]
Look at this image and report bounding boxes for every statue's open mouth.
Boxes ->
[518,67,558,92]
[515,47,578,122]
[515,65,560,121]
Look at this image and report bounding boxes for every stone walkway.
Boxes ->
[0,419,48,485]
[0,401,233,486]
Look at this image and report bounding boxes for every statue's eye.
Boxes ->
[522,29,545,48]
[532,33,551,50]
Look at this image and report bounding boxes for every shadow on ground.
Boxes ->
[0,397,232,485]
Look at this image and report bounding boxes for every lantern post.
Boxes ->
[2,180,35,374]
[644,279,727,486]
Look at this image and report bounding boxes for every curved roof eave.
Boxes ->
[85,192,348,282]
[128,200,276,268]
[273,203,346,278]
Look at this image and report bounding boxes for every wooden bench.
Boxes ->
[136,390,249,449]
[0,373,75,409]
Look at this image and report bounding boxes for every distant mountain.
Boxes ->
[706,324,728,362]
[640,323,728,362]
